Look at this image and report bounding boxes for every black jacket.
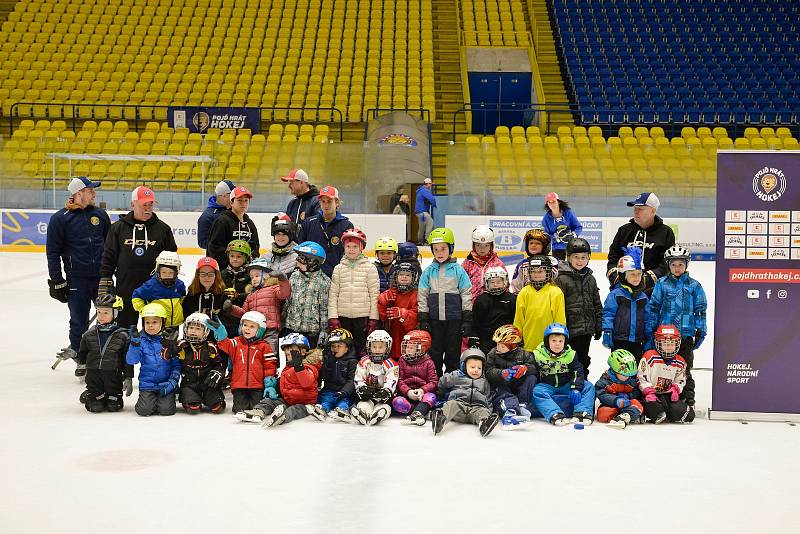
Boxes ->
[319,346,359,397]
[221,267,251,338]
[182,291,226,320]
[46,202,111,281]
[485,346,539,388]
[78,324,132,377]
[173,340,224,388]
[99,212,177,297]
[286,184,320,224]
[471,290,517,353]
[555,262,603,338]
[206,210,260,270]
[606,215,675,280]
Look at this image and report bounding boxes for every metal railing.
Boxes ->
[8,103,346,141]
[452,102,800,140]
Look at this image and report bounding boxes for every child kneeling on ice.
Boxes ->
[595,349,643,429]
[430,348,500,437]
[532,323,596,426]
[484,325,538,430]
[351,330,399,425]
[235,333,323,426]
[392,330,439,426]
[310,328,359,422]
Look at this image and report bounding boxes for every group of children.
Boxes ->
[74,215,706,432]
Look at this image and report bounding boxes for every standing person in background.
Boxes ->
[282,168,320,225]
[47,176,111,375]
[298,185,354,278]
[196,179,235,249]
[393,194,411,242]
[606,192,675,292]
[98,186,176,329]
[389,185,405,213]
[414,178,436,245]
[541,192,583,261]
[206,186,260,270]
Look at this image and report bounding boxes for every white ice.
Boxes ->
[0,252,797,534]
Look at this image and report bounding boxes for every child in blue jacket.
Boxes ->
[594,349,643,429]
[417,228,472,375]
[645,245,707,407]
[131,251,186,330]
[602,248,651,360]
[126,303,181,416]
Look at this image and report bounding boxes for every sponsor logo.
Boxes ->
[378,133,418,147]
[124,239,157,246]
[752,166,787,202]
[134,246,145,257]
[192,112,210,132]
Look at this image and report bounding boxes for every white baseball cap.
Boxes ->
[626,192,660,209]
[67,176,101,195]
[281,169,310,183]
[215,179,236,196]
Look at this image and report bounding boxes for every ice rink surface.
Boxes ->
[1,252,797,534]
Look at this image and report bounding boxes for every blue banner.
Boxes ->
[168,106,261,133]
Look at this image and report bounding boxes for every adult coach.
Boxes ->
[298,185,353,277]
[197,179,235,249]
[414,178,436,245]
[46,176,111,373]
[206,185,260,269]
[606,192,675,291]
[282,168,320,224]
[98,186,177,329]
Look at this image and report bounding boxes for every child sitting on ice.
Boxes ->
[638,324,694,424]
[484,325,538,430]
[392,330,439,426]
[309,328,359,422]
[351,330,399,426]
[594,349,643,429]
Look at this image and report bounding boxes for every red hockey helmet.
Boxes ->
[341,228,367,249]
[400,330,432,363]
[654,324,681,358]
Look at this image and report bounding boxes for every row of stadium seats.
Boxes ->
[554,0,800,124]
[459,0,529,47]
[0,0,436,121]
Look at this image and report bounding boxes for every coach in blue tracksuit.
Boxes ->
[196,179,235,249]
[297,185,353,277]
[414,178,436,245]
[46,176,111,375]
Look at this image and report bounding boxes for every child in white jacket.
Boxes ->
[328,228,380,354]
[351,330,399,426]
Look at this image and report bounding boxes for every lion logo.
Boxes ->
[760,173,777,194]
[192,112,210,132]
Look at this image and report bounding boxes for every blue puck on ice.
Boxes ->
[573,423,584,430]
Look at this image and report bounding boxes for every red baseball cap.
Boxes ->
[318,185,339,199]
[131,186,156,203]
[230,186,253,200]
[281,169,310,183]
[545,191,559,203]
[196,257,220,271]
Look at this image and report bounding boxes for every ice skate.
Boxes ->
[368,405,390,426]
[571,411,594,425]
[308,404,327,422]
[431,409,446,435]
[607,413,631,429]
[235,409,265,423]
[501,410,524,431]
[515,404,533,423]
[550,413,571,426]
[405,411,427,426]
[479,413,501,437]
[79,389,89,404]
[652,412,668,425]
[329,407,352,423]
[350,406,369,425]
[261,404,286,428]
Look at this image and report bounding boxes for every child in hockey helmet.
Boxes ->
[487,324,537,429]
[226,239,252,271]
[428,227,455,262]
[153,251,181,287]
[374,236,398,293]
[397,241,423,277]
[664,245,690,278]
[95,294,125,330]
[271,212,298,246]
[639,324,693,424]
[352,329,399,425]
[366,329,393,363]
[183,312,212,344]
[294,240,326,272]
[483,266,509,296]
[309,328,358,423]
[393,330,438,425]
[173,312,226,414]
[391,261,419,293]
[594,349,643,429]
[654,323,681,359]
[342,228,368,261]
[131,251,187,329]
[523,255,555,290]
[463,225,505,300]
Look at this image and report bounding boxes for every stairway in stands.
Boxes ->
[528,0,573,132]
[429,0,468,189]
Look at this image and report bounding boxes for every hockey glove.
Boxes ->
[512,365,528,379]
[222,299,233,313]
[123,378,133,397]
[159,380,176,396]
[97,277,114,297]
[263,376,279,400]
[48,279,69,303]
[501,369,514,382]
[386,307,401,320]
[569,388,582,406]
[669,383,681,402]
[642,387,658,403]
[128,326,141,347]
[328,318,341,331]
[204,369,223,389]
[615,396,631,409]
[602,331,613,349]
[290,349,304,372]
[205,318,227,341]
[356,384,377,400]
[417,312,431,332]
[373,388,392,403]
[693,330,705,350]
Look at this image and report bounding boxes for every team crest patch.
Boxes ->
[90,216,100,226]
[331,236,340,245]
[752,166,786,202]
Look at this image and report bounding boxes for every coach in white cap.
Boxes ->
[98,186,177,328]
[606,192,675,291]
[46,176,111,375]
[197,179,235,248]
[282,168,320,224]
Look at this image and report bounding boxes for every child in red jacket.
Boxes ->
[391,330,439,425]
[377,261,419,362]
[226,257,291,355]
[235,333,323,426]
[210,311,278,414]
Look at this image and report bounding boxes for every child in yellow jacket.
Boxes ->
[514,255,566,351]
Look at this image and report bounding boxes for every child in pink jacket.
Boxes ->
[391,330,439,425]
[461,224,505,301]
